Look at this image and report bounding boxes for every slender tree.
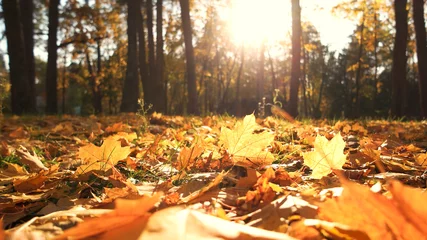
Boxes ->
[46,0,60,114]
[3,0,33,114]
[135,0,152,109]
[413,0,427,117]
[354,12,365,117]
[391,0,408,117]
[179,0,198,114]
[121,0,140,112]
[20,0,36,111]
[257,42,265,102]
[146,0,156,79]
[289,0,302,117]
[156,0,166,113]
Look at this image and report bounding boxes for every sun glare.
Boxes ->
[228,0,291,46]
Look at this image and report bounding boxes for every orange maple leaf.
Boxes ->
[77,136,131,174]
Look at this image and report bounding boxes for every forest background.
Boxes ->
[0,0,426,119]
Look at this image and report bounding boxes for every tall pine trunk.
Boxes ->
[156,0,166,113]
[3,0,33,114]
[257,42,265,102]
[135,0,151,109]
[46,0,60,114]
[354,13,365,118]
[289,0,302,117]
[413,0,427,118]
[391,0,408,117]
[121,0,140,112]
[179,0,198,114]
[20,0,36,112]
[146,0,156,80]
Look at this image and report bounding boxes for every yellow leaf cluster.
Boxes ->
[302,134,347,179]
[219,114,274,168]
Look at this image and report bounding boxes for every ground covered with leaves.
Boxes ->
[1,113,427,239]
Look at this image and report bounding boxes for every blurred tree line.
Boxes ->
[0,0,426,119]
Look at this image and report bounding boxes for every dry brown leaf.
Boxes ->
[0,141,11,157]
[13,175,47,193]
[179,171,227,203]
[176,138,204,171]
[15,146,48,172]
[318,178,427,240]
[51,122,74,136]
[140,207,295,240]
[57,193,162,240]
[8,127,29,139]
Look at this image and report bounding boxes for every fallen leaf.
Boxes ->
[302,134,347,179]
[57,193,162,240]
[220,114,274,168]
[76,136,131,174]
[9,127,29,139]
[15,146,48,172]
[140,207,295,240]
[176,138,204,171]
[318,178,427,240]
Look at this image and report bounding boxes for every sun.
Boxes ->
[228,0,292,46]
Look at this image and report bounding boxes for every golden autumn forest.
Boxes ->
[2,0,427,239]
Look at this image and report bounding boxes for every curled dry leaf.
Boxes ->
[8,127,29,139]
[140,207,295,240]
[318,178,427,240]
[220,114,274,168]
[57,192,162,240]
[15,146,48,172]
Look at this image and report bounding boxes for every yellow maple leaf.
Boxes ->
[219,114,274,168]
[302,133,347,179]
[77,136,131,174]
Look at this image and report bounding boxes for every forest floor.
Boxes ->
[1,113,427,239]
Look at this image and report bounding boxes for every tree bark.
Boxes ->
[413,0,427,118]
[289,0,301,117]
[3,0,33,114]
[391,0,408,117]
[20,0,36,111]
[354,13,365,118]
[135,0,151,110]
[46,0,60,114]
[257,42,265,102]
[235,45,245,117]
[156,0,166,113]
[121,0,140,112]
[179,0,198,114]
[146,0,156,80]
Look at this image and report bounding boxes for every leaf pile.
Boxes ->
[1,114,427,239]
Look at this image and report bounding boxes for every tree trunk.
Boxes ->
[289,0,301,117]
[391,0,408,117]
[179,0,198,114]
[121,0,140,112]
[135,0,151,110]
[235,45,245,117]
[46,0,59,114]
[413,0,427,118]
[146,0,156,81]
[267,49,277,93]
[20,0,36,111]
[3,0,32,114]
[354,13,365,118]
[257,42,265,102]
[156,0,166,113]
